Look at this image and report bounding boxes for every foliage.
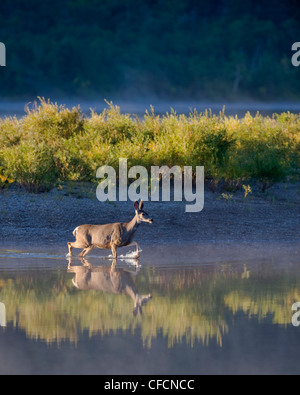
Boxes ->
[242,184,252,199]
[0,99,299,192]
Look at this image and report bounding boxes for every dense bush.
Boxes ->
[0,99,299,192]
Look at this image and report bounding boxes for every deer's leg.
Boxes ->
[111,244,117,259]
[133,241,140,257]
[125,241,140,258]
[67,242,73,257]
[79,245,95,257]
[110,258,117,272]
[68,240,89,257]
[67,256,73,270]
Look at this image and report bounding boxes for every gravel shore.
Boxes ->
[0,182,299,263]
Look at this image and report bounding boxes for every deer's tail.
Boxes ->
[73,226,79,237]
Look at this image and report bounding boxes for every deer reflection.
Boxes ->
[67,258,152,316]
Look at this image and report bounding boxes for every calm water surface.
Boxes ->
[0,247,300,375]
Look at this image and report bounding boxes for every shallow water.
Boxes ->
[0,246,300,375]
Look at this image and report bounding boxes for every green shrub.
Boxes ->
[1,140,58,192]
[53,137,94,182]
[0,100,299,193]
[21,98,84,141]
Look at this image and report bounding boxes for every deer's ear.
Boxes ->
[134,201,139,211]
[139,200,144,210]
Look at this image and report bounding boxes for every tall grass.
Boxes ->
[0,98,299,192]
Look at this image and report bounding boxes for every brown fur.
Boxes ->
[67,200,153,259]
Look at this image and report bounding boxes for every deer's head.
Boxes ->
[134,200,153,224]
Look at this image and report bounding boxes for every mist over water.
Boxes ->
[1,99,300,119]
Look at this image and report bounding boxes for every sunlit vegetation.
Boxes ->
[0,264,299,347]
[0,99,299,193]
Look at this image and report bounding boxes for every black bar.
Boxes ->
[99,376,200,391]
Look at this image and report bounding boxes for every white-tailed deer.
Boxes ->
[68,258,152,316]
[67,200,153,259]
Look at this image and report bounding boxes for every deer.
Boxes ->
[67,200,153,259]
[68,258,152,316]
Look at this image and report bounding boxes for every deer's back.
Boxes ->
[76,222,130,247]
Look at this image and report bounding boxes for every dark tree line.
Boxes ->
[0,0,300,100]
